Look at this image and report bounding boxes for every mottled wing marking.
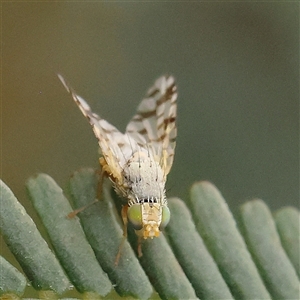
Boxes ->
[58,74,177,182]
[126,75,177,177]
[58,74,139,183]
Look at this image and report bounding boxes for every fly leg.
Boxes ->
[137,236,143,258]
[115,204,129,266]
[67,168,105,218]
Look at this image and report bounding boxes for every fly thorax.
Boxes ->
[122,151,165,200]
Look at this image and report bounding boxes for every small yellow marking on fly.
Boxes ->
[58,74,177,242]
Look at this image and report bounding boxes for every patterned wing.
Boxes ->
[58,74,138,183]
[126,75,177,177]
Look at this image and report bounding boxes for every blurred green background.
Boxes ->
[2,2,299,217]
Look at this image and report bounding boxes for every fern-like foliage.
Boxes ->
[0,169,299,299]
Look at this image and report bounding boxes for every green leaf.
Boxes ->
[188,181,271,299]
[0,179,70,294]
[274,206,300,278]
[26,173,112,296]
[240,200,300,299]
[131,231,197,300]
[0,255,26,296]
[166,197,233,299]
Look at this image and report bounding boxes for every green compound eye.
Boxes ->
[160,206,170,229]
[127,204,143,230]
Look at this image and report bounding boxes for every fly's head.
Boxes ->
[127,197,170,239]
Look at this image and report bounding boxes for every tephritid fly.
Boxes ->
[58,75,177,250]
